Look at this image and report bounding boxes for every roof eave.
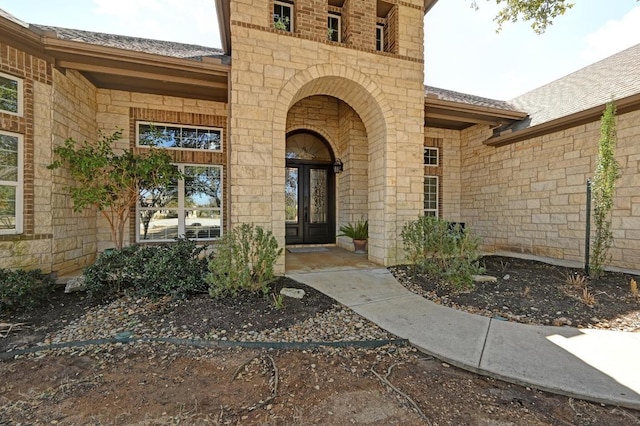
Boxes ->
[215,0,231,55]
[41,36,230,102]
[0,16,48,59]
[485,93,640,147]
[425,96,528,129]
[424,0,439,14]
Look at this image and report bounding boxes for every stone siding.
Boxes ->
[230,0,425,269]
[457,109,640,271]
[50,69,99,275]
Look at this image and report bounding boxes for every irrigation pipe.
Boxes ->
[0,336,409,361]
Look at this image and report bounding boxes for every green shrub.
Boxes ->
[0,268,56,313]
[207,223,283,298]
[401,216,483,291]
[83,238,209,300]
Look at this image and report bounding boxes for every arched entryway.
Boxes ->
[285,131,336,245]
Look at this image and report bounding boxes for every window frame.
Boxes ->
[423,175,438,217]
[424,147,439,166]
[0,130,23,235]
[328,12,341,42]
[136,163,223,243]
[136,121,223,153]
[0,71,23,117]
[376,24,385,51]
[274,0,294,32]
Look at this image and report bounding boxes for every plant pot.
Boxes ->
[353,239,367,254]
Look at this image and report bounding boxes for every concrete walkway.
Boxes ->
[287,266,640,410]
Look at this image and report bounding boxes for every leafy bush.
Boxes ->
[207,223,283,298]
[83,238,209,300]
[0,268,56,313]
[401,216,483,291]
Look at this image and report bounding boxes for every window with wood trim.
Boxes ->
[424,176,438,217]
[137,164,223,242]
[328,13,341,42]
[424,147,439,166]
[137,122,222,152]
[0,72,22,116]
[375,24,384,51]
[0,131,23,234]
[274,1,294,31]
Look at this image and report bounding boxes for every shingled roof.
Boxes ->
[32,24,226,61]
[0,8,27,27]
[510,43,640,128]
[425,85,519,112]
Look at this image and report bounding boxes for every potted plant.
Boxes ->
[338,217,368,253]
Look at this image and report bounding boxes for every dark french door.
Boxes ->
[285,163,335,244]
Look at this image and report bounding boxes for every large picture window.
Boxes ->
[137,165,222,242]
[0,72,22,116]
[137,122,222,152]
[0,131,23,234]
[424,176,438,217]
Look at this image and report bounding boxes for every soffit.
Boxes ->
[425,96,528,130]
[42,37,230,103]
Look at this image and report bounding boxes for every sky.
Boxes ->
[1,0,639,101]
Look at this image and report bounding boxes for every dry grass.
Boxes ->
[630,278,638,298]
[581,287,596,307]
[565,272,587,289]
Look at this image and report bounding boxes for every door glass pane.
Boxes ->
[285,167,298,222]
[310,169,327,224]
[286,133,332,161]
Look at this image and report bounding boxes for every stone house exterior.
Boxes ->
[0,1,638,276]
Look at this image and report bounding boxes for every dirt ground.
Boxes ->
[1,256,640,425]
[3,344,639,425]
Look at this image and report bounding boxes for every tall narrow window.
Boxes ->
[424,176,438,217]
[328,13,341,42]
[138,164,223,242]
[376,24,385,51]
[274,1,293,32]
[0,72,22,116]
[0,131,23,234]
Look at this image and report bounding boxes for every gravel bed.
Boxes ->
[40,296,395,347]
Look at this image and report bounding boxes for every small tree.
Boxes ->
[590,102,621,279]
[49,130,182,249]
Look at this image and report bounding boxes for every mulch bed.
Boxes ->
[391,256,640,330]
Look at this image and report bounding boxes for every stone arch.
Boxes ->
[273,64,396,140]
[274,64,398,264]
